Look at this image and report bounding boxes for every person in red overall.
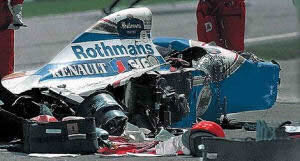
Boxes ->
[0,1,47,141]
[0,1,26,140]
[196,0,246,52]
[0,0,24,79]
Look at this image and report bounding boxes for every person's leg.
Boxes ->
[196,0,223,46]
[0,29,14,78]
[219,0,246,52]
[0,29,17,107]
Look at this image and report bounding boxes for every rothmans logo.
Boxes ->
[117,15,144,37]
[71,42,154,60]
[120,22,142,29]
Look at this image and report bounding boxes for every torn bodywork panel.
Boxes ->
[153,37,280,122]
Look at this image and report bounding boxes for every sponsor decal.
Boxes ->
[67,123,79,135]
[205,22,213,32]
[110,58,126,73]
[196,85,212,117]
[117,15,144,38]
[71,42,154,60]
[128,57,152,69]
[37,56,166,80]
[49,63,108,78]
[36,40,164,80]
[46,129,62,134]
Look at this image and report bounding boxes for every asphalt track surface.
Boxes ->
[1,0,299,160]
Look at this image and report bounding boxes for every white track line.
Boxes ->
[245,32,299,44]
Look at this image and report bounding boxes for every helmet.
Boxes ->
[191,121,225,137]
[182,121,225,157]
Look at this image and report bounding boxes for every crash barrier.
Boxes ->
[76,91,128,136]
[23,117,98,154]
[199,137,300,161]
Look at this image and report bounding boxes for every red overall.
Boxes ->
[0,0,24,78]
[196,0,246,52]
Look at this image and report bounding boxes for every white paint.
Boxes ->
[245,32,299,44]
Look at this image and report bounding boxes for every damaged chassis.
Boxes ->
[0,8,280,137]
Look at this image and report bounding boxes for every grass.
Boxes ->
[245,37,300,60]
[23,0,191,18]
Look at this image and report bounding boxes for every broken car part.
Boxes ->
[125,70,191,132]
[77,91,128,136]
[23,117,98,154]
[199,137,300,161]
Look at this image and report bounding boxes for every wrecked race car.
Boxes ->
[0,8,280,138]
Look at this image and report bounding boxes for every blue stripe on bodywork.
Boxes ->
[72,32,151,43]
[72,33,121,43]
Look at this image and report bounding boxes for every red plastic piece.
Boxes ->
[97,140,158,155]
[191,121,225,138]
[30,115,58,123]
